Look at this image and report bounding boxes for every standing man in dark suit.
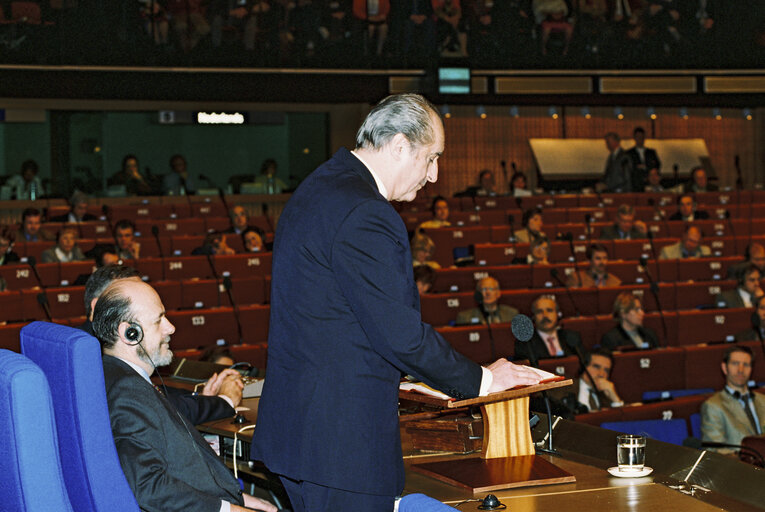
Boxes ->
[515,294,583,362]
[602,132,635,193]
[92,279,276,512]
[626,126,660,192]
[253,94,540,512]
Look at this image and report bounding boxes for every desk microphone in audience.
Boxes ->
[500,160,508,185]
[647,197,670,239]
[550,268,582,317]
[27,256,52,322]
[222,275,244,345]
[512,314,557,455]
[562,336,599,402]
[682,437,764,467]
[473,289,496,361]
[639,256,667,346]
[673,164,680,188]
[151,225,164,259]
[584,213,593,245]
[724,210,737,239]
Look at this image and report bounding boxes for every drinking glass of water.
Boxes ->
[617,434,646,472]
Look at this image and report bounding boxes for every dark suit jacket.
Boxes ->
[668,210,710,221]
[253,147,483,496]
[715,288,748,309]
[601,324,659,351]
[626,146,661,192]
[514,328,582,362]
[599,224,646,240]
[734,328,763,343]
[102,355,243,512]
[80,321,234,425]
[603,148,635,192]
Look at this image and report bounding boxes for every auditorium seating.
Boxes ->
[600,418,689,445]
[435,325,515,364]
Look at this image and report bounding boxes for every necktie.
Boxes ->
[741,394,761,434]
[588,388,600,412]
[545,333,562,356]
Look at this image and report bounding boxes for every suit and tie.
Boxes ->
[599,224,646,240]
[253,148,483,502]
[701,389,765,454]
[603,148,635,192]
[715,288,753,309]
[626,145,661,192]
[668,210,710,221]
[514,328,582,362]
[102,355,244,512]
[601,324,660,351]
[659,241,711,259]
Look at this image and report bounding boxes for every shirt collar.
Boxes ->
[114,355,153,384]
[351,150,388,199]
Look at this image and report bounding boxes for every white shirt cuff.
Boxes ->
[220,500,231,512]
[479,367,493,396]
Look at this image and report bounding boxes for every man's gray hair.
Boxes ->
[355,94,439,151]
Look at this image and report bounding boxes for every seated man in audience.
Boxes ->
[514,236,551,265]
[41,226,87,263]
[514,208,546,243]
[49,191,98,223]
[456,276,519,326]
[735,296,765,342]
[599,204,647,240]
[113,219,141,260]
[82,265,243,427]
[12,207,55,242]
[515,294,583,362]
[659,225,711,259]
[701,346,764,455]
[626,126,661,192]
[163,154,197,196]
[567,243,622,288]
[601,292,659,350]
[727,243,765,279]
[456,169,496,197]
[192,231,236,256]
[199,345,235,366]
[242,226,266,253]
[0,232,21,266]
[413,265,436,296]
[645,168,664,192]
[550,348,623,415]
[669,193,709,221]
[715,264,763,309]
[417,196,451,230]
[7,159,45,200]
[685,166,718,193]
[226,205,255,235]
[92,279,276,512]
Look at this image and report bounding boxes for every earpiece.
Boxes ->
[125,322,144,344]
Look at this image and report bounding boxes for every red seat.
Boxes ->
[0,291,24,323]
[136,218,205,237]
[435,325,514,364]
[212,253,273,277]
[221,276,267,306]
[167,308,240,350]
[59,261,96,286]
[549,240,591,263]
[170,235,205,256]
[566,207,616,224]
[0,322,25,351]
[203,216,233,233]
[20,241,55,263]
[188,197,228,217]
[675,281,736,310]
[611,239,667,261]
[610,347,686,403]
[163,256,215,280]
[133,257,165,282]
[229,343,269,369]
[517,195,555,211]
[675,257,742,282]
[537,355,580,379]
[0,263,41,290]
[423,227,491,268]
[39,286,86,319]
[432,266,532,294]
[473,243,527,266]
[606,261,644,285]
[239,305,270,343]
[459,196,516,211]
[419,292,471,327]
[676,308,752,345]
[598,284,676,315]
[561,316,602,350]
[531,263,579,288]
[76,222,111,239]
[154,280,182,311]
[180,279,221,309]
[108,204,175,222]
[19,289,50,321]
[575,407,624,426]
[643,311,678,347]
[683,344,733,390]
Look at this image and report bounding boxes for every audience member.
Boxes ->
[242,226,266,252]
[192,231,236,256]
[728,243,765,279]
[413,265,436,296]
[253,158,288,194]
[352,0,390,58]
[645,167,665,192]
[669,193,709,221]
[399,0,437,64]
[659,224,711,259]
[601,293,659,350]
[0,276,6,292]
[12,208,55,242]
[455,276,519,326]
[226,205,253,235]
[418,196,451,230]
[685,166,718,193]
[509,171,532,197]
[549,348,623,414]
[41,227,86,263]
[199,345,236,366]
[514,208,546,243]
[113,219,141,260]
[735,296,765,342]
[715,264,763,308]
[49,191,98,223]
[411,232,441,269]
[457,169,496,197]
[433,0,465,55]
[602,132,635,193]
[701,346,764,455]
[166,0,211,52]
[92,279,275,512]
[567,243,622,288]
[6,159,45,200]
[162,154,196,195]
[532,0,573,55]
[514,236,551,265]
[108,155,155,196]
[626,126,661,191]
[599,204,647,240]
[0,232,21,266]
[515,294,583,361]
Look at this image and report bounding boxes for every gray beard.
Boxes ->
[137,340,173,368]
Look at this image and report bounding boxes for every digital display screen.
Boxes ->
[438,68,470,94]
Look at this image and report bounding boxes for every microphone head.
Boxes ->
[584,214,592,224]
[639,256,649,268]
[550,268,559,278]
[36,292,49,306]
[725,209,731,220]
[223,275,233,291]
[511,314,535,343]
[151,225,160,236]
[508,214,514,226]
[27,255,36,267]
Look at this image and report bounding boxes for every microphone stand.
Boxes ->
[563,337,600,410]
[151,225,166,281]
[203,252,223,308]
[522,345,558,456]
[27,256,52,321]
[562,232,583,287]
[475,295,497,361]
[639,256,667,346]
[223,276,244,345]
[645,230,662,282]
[550,268,582,317]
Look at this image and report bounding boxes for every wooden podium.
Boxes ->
[402,379,576,493]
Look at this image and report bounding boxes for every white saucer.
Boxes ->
[607,466,654,478]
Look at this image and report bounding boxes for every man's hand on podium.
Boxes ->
[486,358,543,394]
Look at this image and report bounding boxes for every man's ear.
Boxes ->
[116,321,131,345]
[388,133,410,160]
[89,298,98,321]
[721,361,728,378]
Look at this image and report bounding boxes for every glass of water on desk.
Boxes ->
[617,434,646,472]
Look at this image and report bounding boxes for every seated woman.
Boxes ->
[41,227,86,263]
[411,232,441,269]
[192,232,236,256]
[509,171,532,197]
[199,345,236,366]
[601,293,659,351]
[514,236,551,265]
[241,227,266,253]
[514,208,546,243]
[417,196,451,230]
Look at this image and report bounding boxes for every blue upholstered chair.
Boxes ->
[20,321,139,512]
[601,418,690,446]
[0,349,73,511]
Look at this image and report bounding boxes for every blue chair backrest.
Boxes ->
[601,418,690,446]
[0,349,73,511]
[690,413,702,439]
[642,388,714,401]
[20,321,139,512]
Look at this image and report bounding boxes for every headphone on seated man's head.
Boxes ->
[125,322,144,345]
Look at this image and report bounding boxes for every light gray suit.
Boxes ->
[658,242,711,260]
[701,390,765,454]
